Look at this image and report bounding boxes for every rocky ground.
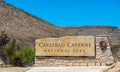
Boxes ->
[102,62,120,72]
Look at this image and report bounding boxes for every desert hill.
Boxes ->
[0,0,120,49]
[0,0,69,48]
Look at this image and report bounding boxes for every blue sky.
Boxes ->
[5,0,120,27]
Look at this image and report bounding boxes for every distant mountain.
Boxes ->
[62,26,120,45]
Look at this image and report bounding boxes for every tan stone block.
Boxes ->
[76,59,83,62]
[80,63,87,66]
[34,64,40,67]
[61,60,66,64]
[71,60,76,62]
[87,59,95,63]
[57,65,66,67]
[88,62,95,66]
[40,63,45,66]
[95,63,101,66]
[55,62,62,65]
[48,59,56,62]
[101,57,107,60]
[101,62,106,66]
[33,64,46,67]
[44,63,49,66]
[55,59,61,62]
[66,62,73,66]
[35,36,95,56]
[73,62,80,66]
[64,60,70,63]
[41,60,46,63]
[47,59,55,64]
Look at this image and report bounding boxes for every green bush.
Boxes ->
[21,48,35,66]
[3,44,35,66]
[1,31,35,66]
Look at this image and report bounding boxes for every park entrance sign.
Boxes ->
[35,36,114,66]
[35,36,95,56]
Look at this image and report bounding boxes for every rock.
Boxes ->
[104,62,120,72]
[108,69,120,72]
[106,60,114,66]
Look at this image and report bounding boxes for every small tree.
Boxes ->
[3,44,15,64]
[0,31,9,47]
[21,48,35,66]
[0,31,9,56]
[11,51,22,66]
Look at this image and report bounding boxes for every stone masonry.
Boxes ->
[34,36,114,67]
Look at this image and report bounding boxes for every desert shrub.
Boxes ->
[3,44,35,66]
[111,45,120,53]
[21,48,35,66]
[111,44,120,58]
[3,44,15,64]
[0,31,35,66]
[0,31,9,46]
[0,31,9,57]
[11,51,23,66]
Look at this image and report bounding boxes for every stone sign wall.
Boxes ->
[35,36,95,56]
[34,36,114,66]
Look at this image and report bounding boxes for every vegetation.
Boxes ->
[111,44,120,58]
[11,51,22,66]
[0,31,35,67]
[111,45,120,53]
[0,31,9,56]
[3,44,35,66]
[3,44,15,64]
[21,48,35,66]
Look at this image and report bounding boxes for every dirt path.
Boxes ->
[0,67,30,72]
